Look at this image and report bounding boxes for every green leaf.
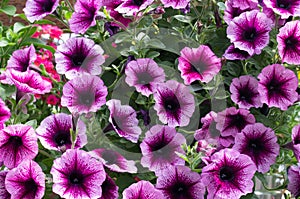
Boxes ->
[0,84,16,100]
[25,119,38,129]
[22,38,56,54]
[217,2,226,11]
[173,15,194,23]
[13,22,26,33]
[0,39,8,47]
[0,5,16,16]
[34,19,55,25]
[146,39,166,49]
[146,51,160,58]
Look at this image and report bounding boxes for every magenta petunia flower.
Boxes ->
[140,125,186,174]
[106,99,142,143]
[0,98,11,124]
[288,164,300,198]
[258,64,298,110]
[156,165,205,199]
[178,45,222,85]
[115,0,154,15]
[227,10,272,55]
[0,171,10,199]
[223,44,251,60]
[233,123,279,173]
[69,0,102,34]
[51,149,106,199]
[61,75,108,114]
[292,124,300,161]
[89,148,137,173]
[224,0,259,25]
[5,160,45,199]
[264,0,300,19]
[201,148,256,199]
[6,45,37,72]
[125,58,165,97]
[100,175,119,199]
[277,20,300,65]
[24,0,60,23]
[55,37,105,79]
[230,75,263,109]
[0,124,38,169]
[123,180,164,199]
[215,107,255,137]
[160,0,190,9]
[36,113,87,151]
[153,80,195,127]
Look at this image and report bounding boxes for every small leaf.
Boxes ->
[146,39,166,49]
[173,15,194,23]
[25,119,38,129]
[13,22,26,33]
[0,5,16,16]
[0,39,8,47]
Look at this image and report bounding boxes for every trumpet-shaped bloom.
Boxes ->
[288,164,300,198]
[258,64,298,110]
[115,0,154,15]
[100,175,119,199]
[0,98,11,124]
[123,181,164,199]
[178,45,222,84]
[161,0,190,9]
[264,0,300,19]
[277,20,300,64]
[227,10,272,55]
[223,44,251,60]
[0,171,10,199]
[7,45,37,72]
[24,0,60,23]
[292,124,300,161]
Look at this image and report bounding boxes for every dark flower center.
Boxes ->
[132,0,144,6]
[276,0,291,9]
[285,36,298,49]
[267,78,281,94]
[171,183,188,197]
[238,88,253,103]
[9,136,23,147]
[71,54,85,67]
[229,113,246,130]
[54,132,71,147]
[294,138,300,145]
[24,178,38,193]
[243,28,257,41]
[69,171,84,185]
[248,139,264,153]
[42,0,54,12]
[219,166,234,181]
[137,72,153,85]
[101,150,117,165]
[163,95,180,113]
[78,92,95,106]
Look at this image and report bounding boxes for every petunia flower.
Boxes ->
[5,160,45,199]
[55,37,105,79]
[288,164,300,198]
[292,124,300,161]
[24,0,60,23]
[233,123,280,173]
[264,0,300,19]
[50,149,106,199]
[140,125,186,174]
[0,124,38,169]
[223,44,251,60]
[258,64,298,110]
[125,58,165,97]
[227,10,272,55]
[156,165,205,199]
[0,98,11,124]
[178,45,222,85]
[153,80,195,127]
[115,0,154,15]
[100,175,119,199]
[160,0,190,9]
[201,148,256,199]
[69,0,102,34]
[215,107,255,137]
[89,148,137,173]
[0,171,10,199]
[36,113,87,151]
[277,20,300,65]
[230,75,263,109]
[61,75,108,114]
[106,99,142,143]
[123,180,164,199]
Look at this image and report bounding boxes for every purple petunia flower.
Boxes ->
[233,123,279,173]
[106,99,142,143]
[215,107,255,137]
[153,80,195,127]
[0,98,11,124]
[69,0,102,34]
[0,171,10,199]
[277,20,300,65]
[161,0,190,9]
[292,124,300,160]
[5,160,45,199]
[100,174,119,199]
[227,10,272,56]
[89,148,137,173]
[55,37,105,79]
[288,164,300,198]
[258,64,298,110]
[0,124,38,169]
[201,148,256,199]
[178,45,222,85]
[51,149,106,199]
[224,0,259,25]
[264,0,300,19]
[24,0,60,23]
[230,75,263,109]
[125,58,165,97]
[36,113,87,151]
[223,44,251,60]
[115,0,154,15]
[61,75,108,114]
[140,125,186,174]
[6,70,52,95]
[123,180,164,199]
[156,165,205,199]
